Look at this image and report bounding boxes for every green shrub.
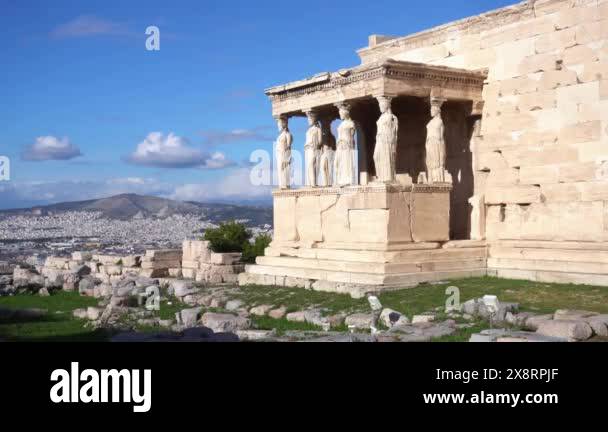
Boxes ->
[203,221,252,253]
[242,233,272,263]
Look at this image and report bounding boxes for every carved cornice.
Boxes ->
[265,60,486,104]
[272,183,452,197]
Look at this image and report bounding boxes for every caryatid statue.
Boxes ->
[373,96,398,183]
[304,110,322,187]
[275,115,293,189]
[425,98,447,183]
[334,102,357,187]
[319,116,336,187]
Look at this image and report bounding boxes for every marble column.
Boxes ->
[319,116,336,187]
[425,97,448,184]
[304,110,322,187]
[334,102,357,187]
[373,95,398,184]
[275,115,293,190]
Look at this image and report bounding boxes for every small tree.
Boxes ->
[204,221,252,253]
[242,233,272,263]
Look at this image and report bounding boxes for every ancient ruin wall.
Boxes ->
[360,0,608,246]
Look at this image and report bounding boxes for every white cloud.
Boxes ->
[200,126,273,146]
[171,168,272,202]
[50,15,129,38]
[21,136,82,161]
[127,132,235,169]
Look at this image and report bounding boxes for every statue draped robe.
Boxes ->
[276,130,292,189]
[425,116,446,183]
[304,125,322,187]
[373,111,398,183]
[335,119,356,186]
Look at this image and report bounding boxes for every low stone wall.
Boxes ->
[182,240,244,284]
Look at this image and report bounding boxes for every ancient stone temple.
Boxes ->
[240,0,608,297]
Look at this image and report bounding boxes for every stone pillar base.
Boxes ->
[239,240,487,298]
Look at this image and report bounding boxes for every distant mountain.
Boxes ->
[0,193,273,226]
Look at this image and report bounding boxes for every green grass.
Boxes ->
[0,291,109,341]
[232,284,368,315]
[251,315,324,335]
[3,276,608,341]
[379,276,608,316]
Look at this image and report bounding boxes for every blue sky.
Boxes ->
[0,0,515,209]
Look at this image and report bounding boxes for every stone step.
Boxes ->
[487,268,608,287]
[256,255,486,274]
[489,246,608,264]
[265,246,487,264]
[492,240,608,251]
[487,257,608,275]
[245,263,487,286]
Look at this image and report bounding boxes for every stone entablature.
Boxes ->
[272,183,452,197]
[265,60,486,117]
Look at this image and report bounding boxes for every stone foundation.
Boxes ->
[241,240,487,298]
[488,240,608,285]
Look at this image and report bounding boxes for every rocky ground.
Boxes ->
[2,259,608,342]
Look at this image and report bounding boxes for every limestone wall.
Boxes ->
[359,0,608,245]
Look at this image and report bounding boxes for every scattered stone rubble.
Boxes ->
[182,240,244,284]
[465,297,608,342]
[2,249,608,342]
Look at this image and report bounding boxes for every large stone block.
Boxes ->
[558,161,598,182]
[519,165,559,184]
[486,168,521,186]
[536,320,593,341]
[518,53,560,75]
[273,195,297,242]
[575,20,602,44]
[500,77,539,96]
[578,182,608,201]
[477,150,509,171]
[559,120,602,144]
[349,209,390,243]
[145,249,181,261]
[295,194,323,242]
[486,186,541,204]
[535,28,576,54]
[556,82,600,107]
[490,38,537,81]
[411,191,450,242]
[539,70,578,90]
[210,252,242,265]
[577,140,608,162]
[555,3,599,30]
[580,61,608,83]
[541,183,581,202]
[182,240,211,262]
[563,44,598,66]
[533,0,572,17]
[518,90,556,111]
[392,44,449,63]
